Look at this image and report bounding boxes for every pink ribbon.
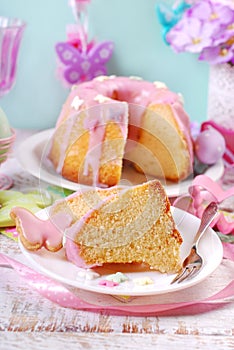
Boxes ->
[173,174,234,235]
[1,252,233,316]
[173,174,234,259]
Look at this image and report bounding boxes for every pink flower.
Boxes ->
[160,0,234,64]
[166,17,218,53]
[213,0,234,11]
[200,40,234,64]
[187,0,233,24]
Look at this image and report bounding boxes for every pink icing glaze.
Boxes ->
[82,114,105,182]
[11,207,73,250]
[83,101,128,185]
[47,185,124,269]
[64,207,95,268]
[65,237,93,269]
[56,77,186,127]
[64,191,124,268]
[51,76,193,183]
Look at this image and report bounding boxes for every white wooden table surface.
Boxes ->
[0,129,233,350]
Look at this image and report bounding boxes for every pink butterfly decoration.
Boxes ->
[55,40,114,86]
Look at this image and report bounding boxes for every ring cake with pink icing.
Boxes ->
[11,180,183,274]
[47,76,193,187]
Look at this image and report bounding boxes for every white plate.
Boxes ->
[19,207,223,296]
[17,128,224,197]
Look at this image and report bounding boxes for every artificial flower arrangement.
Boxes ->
[156,0,234,65]
[157,0,234,166]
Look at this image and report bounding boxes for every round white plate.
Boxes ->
[17,128,224,197]
[19,207,223,296]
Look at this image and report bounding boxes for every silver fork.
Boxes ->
[171,201,218,284]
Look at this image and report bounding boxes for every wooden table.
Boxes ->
[0,129,234,349]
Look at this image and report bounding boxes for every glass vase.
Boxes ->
[0,16,26,97]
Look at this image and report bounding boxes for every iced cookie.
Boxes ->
[10,207,73,252]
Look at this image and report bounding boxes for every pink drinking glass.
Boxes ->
[0,16,26,97]
[0,17,25,188]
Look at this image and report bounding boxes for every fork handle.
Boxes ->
[193,202,218,245]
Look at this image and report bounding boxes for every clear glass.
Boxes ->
[0,16,26,97]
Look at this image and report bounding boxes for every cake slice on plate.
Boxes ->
[11,180,183,274]
[51,180,183,273]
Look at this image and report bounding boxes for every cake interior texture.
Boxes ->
[50,180,183,273]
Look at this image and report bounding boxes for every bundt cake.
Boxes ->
[47,76,193,187]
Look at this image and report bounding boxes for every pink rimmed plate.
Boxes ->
[18,207,223,297]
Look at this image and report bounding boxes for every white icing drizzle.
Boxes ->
[129,76,143,80]
[71,84,78,91]
[95,75,116,82]
[94,75,109,82]
[82,108,105,184]
[56,114,77,174]
[153,81,167,89]
[94,94,111,103]
[177,92,185,105]
[82,101,128,185]
[71,96,84,110]
[76,269,100,280]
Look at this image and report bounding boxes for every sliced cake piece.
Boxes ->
[62,180,183,273]
[11,180,183,274]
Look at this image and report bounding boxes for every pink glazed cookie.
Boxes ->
[10,207,73,252]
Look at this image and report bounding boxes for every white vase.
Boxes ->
[207,63,234,130]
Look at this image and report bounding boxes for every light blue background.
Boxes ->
[1,0,209,129]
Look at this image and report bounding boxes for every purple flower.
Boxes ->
[162,0,234,64]
[199,43,234,64]
[214,0,234,11]
[166,17,218,53]
[187,0,233,24]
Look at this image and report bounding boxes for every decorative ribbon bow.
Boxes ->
[174,174,234,235]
